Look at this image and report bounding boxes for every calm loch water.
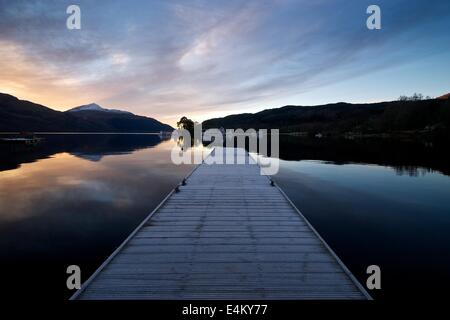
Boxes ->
[0,134,196,299]
[1,134,449,300]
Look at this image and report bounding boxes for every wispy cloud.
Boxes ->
[1,0,450,125]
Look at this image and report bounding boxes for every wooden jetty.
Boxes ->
[72,148,371,300]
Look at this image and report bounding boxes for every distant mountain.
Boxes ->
[203,98,450,137]
[68,103,132,114]
[0,93,173,133]
[437,93,450,100]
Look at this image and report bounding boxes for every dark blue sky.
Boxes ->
[1,0,449,124]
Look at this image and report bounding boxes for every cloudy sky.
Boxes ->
[1,0,449,126]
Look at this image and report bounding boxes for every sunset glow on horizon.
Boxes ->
[1,0,450,126]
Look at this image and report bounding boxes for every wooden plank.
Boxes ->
[128,238,319,245]
[102,261,348,273]
[123,244,325,251]
[72,147,370,300]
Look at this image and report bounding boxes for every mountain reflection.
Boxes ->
[1,134,449,300]
[1,134,449,177]
[276,136,450,177]
[0,137,195,300]
[0,134,166,171]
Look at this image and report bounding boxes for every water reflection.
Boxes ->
[277,135,450,177]
[1,133,450,301]
[0,135,194,300]
[242,135,450,299]
[0,133,167,171]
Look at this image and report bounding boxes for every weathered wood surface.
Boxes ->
[72,148,370,300]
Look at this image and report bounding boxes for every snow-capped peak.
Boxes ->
[68,103,132,114]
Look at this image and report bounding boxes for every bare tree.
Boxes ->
[398,93,427,101]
